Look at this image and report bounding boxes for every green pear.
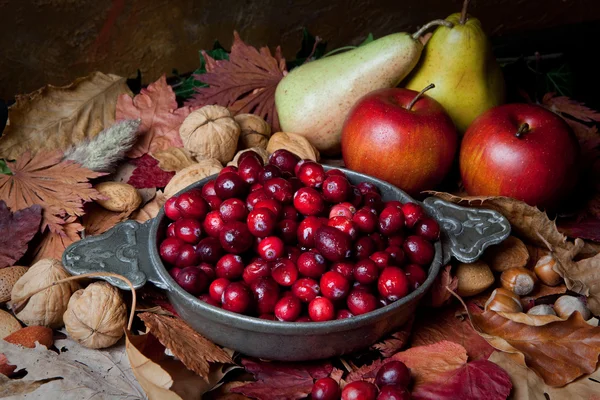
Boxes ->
[275,21,451,156]
[404,1,505,133]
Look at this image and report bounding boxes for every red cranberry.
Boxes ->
[219,198,248,222]
[277,219,299,244]
[219,221,253,254]
[328,216,358,240]
[294,187,325,216]
[357,181,380,195]
[169,267,182,280]
[198,294,220,307]
[271,258,299,286]
[401,202,425,228]
[160,237,183,265]
[238,155,263,185]
[269,149,300,174]
[164,197,182,220]
[257,236,285,261]
[329,203,354,219]
[341,380,378,400]
[282,205,300,221]
[215,254,245,279]
[405,264,427,290]
[379,206,405,235]
[336,309,354,319]
[258,164,282,184]
[202,180,217,197]
[254,199,282,219]
[175,266,208,295]
[259,313,276,320]
[326,168,346,177]
[297,251,328,278]
[221,282,253,314]
[246,189,270,212]
[312,377,340,400]
[370,232,387,251]
[209,278,230,303]
[297,161,326,188]
[288,176,304,192]
[166,222,176,238]
[247,207,277,238]
[294,159,310,176]
[353,208,378,233]
[415,217,440,241]
[297,216,324,248]
[387,235,405,248]
[250,183,264,192]
[320,271,350,301]
[385,200,404,210]
[195,237,224,264]
[238,150,263,166]
[331,262,355,280]
[370,251,393,268]
[285,245,302,263]
[376,360,412,388]
[197,262,215,281]
[363,192,383,212]
[220,165,238,175]
[215,172,248,200]
[377,385,411,400]
[176,189,209,219]
[347,289,378,315]
[354,259,379,284]
[173,218,203,244]
[348,186,363,207]
[204,195,222,210]
[175,244,200,267]
[274,295,302,321]
[250,276,280,314]
[403,235,434,266]
[378,267,410,301]
[292,278,320,302]
[242,259,270,283]
[385,246,406,266]
[322,175,351,203]
[354,236,376,259]
[315,226,352,262]
[264,177,293,203]
[309,297,335,321]
[202,210,224,238]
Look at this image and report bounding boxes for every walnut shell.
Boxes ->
[234,114,272,149]
[63,281,127,349]
[11,259,80,328]
[163,159,223,199]
[227,147,270,167]
[267,131,320,161]
[179,105,241,163]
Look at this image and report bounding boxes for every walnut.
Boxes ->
[64,281,127,349]
[11,259,80,328]
[227,147,270,167]
[179,105,241,163]
[234,114,272,149]
[163,159,223,199]
[267,132,320,161]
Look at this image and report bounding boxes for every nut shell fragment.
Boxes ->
[228,147,270,167]
[164,159,223,199]
[267,132,320,161]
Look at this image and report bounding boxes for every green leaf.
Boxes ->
[174,42,230,99]
[287,28,328,70]
[0,159,11,175]
[359,33,374,46]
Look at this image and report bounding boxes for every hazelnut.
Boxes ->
[527,304,556,316]
[485,288,523,313]
[554,295,591,320]
[455,260,495,297]
[500,267,537,296]
[533,255,562,286]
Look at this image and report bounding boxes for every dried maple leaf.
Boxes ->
[138,313,233,378]
[32,217,82,263]
[128,154,175,189]
[0,151,103,235]
[186,31,286,131]
[372,315,414,357]
[543,93,600,123]
[82,202,131,236]
[151,147,196,172]
[116,74,193,158]
[231,358,332,400]
[425,264,458,307]
[0,202,42,268]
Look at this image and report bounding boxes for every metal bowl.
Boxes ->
[63,166,510,361]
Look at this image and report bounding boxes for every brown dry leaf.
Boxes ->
[489,351,600,400]
[0,72,131,160]
[425,264,458,307]
[520,284,567,306]
[496,311,564,326]
[32,217,82,263]
[553,248,600,314]
[82,202,131,236]
[0,151,104,234]
[186,31,286,131]
[139,313,234,378]
[0,374,62,398]
[132,191,165,223]
[372,315,414,357]
[543,93,600,123]
[151,147,196,172]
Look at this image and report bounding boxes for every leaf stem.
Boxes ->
[412,20,454,40]
[322,46,358,58]
[460,0,471,24]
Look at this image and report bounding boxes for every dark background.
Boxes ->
[1,0,599,107]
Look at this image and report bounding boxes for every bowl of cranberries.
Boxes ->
[63,148,510,361]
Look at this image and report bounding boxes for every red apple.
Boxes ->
[459,103,580,210]
[341,86,458,196]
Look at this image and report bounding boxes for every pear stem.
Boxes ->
[460,0,471,24]
[515,123,530,138]
[412,20,454,40]
[407,84,435,111]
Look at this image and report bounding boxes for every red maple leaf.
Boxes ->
[186,31,286,131]
[128,154,175,189]
[543,93,600,123]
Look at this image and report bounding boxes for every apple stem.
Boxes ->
[460,0,470,24]
[406,84,435,111]
[515,123,530,138]
[412,20,454,40]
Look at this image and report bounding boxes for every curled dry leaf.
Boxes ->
[132,191,165,223]
[82,202,131,236]
[496,311,563,326]
[151,147,197,172]
[138,312,233,378]
[228,147,270,167]
[0,201,42,269]
[0,266,28,304]
[372,315,414,357]
[267,131,320,161]
[483,235,530,272]
[32,217,82,263]
[425,264,458,307]
[0,374,62,397]
[234,114,272,150]
[163,159,223,199]
[0,71,131,160]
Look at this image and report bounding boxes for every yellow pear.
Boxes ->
[405,0,505,133]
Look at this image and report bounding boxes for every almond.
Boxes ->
[456,260,495,297]
[4,326,54,348]
[0,266,28,304]
[95,182,142,213]
[483,236,530,272]
[0,310,21,338]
